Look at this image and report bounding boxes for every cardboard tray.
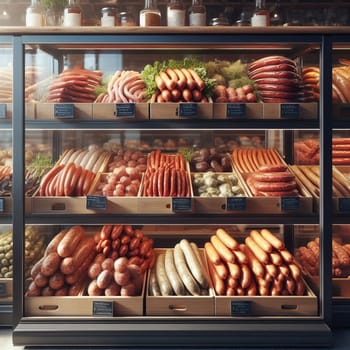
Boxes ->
[0,197,12,215]
[213,102,263,119]
[145,248,215,316]
[263,102,318,120]
[92,103,149,120]
[214,280,318,316]
[25,275,146,317]
[30,150,111,215]
[233,161,314,215]
[0,278,12,300]
[138,157,194,214]
[191,171,249,214]
[290,165,350,213]
[35,103,93,120]
[150,102,213,120]
[0,102,35,120]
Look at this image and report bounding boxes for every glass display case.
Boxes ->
[7,27,337,347]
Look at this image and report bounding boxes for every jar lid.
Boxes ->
[209,16,229,26]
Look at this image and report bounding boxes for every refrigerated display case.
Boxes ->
[0,37,13,327]
[8,27,337,347]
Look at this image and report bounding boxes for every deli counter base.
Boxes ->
[3,327,350,349]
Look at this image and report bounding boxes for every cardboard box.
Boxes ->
[36,103,92,120]
[333,166,350,213]
[191,171,249,214]
[150,102,213,120]
[25,275,146,317]
[215,281,318,316]
[92,103,149,120]
[234,165,314,215]
[145,249,215,316]
[0,103,35,120]
[213,103,263,119]
[263,102,318,120]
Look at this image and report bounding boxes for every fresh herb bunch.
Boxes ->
[141,57,216,99]
[42,0,68,10]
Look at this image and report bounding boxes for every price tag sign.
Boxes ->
[226,103,246,118]
[231,301,252,316]
[281,196,300,211]
[0,198,4,212]
[93,301,113,317]
[172,197,192,212]
[0,104,7,118]
[115,103,136,118]
[339,198,350,212]
[280,104,300,119]
[178,103,197,118]
[86,195,107,210]
[226,197,246,211]
[54,104,75,119]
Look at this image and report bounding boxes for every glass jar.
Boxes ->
[118,11,136,26]
[209,14,229,26]
[167,0,185,27]
[101,7,118,26]
[139,0,161,26]
[63,0,82,27]
[251,0,270,27]
[188,0,206,26]
[26,0,44,27]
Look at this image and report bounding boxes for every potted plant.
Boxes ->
[43,0,68,25]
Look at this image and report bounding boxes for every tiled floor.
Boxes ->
[1,327,350,349]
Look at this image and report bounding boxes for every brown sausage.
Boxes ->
[57,225,85,258]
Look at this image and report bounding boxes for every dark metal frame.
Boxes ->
[10,31,334,347]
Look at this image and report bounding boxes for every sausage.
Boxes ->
[179,239,208,290]
[250,230,273,253]
[173,244,201,296]
[41,252,62,277]
[240,264,252,289]
[245,236,270,265]
[164,249,186,295]
[215,228,239,251]
[34,272,49,288]
[269,251,283,266]
[251,172,295,183]
[188,68,205,91]
[226,262,241,280]
[288,263,301,281]
[65,250,95,285]
[49,271,65,290]
[155,253,174,296]
[180,68,196,90]
[57,225,85,258]
[204,242,221,265]
[260,229,285,250]
[279,249,294,264]
[248,56,296,72]
[159,71,177,91]
[240,244,265,278]
[207,259,225,296]
[148,267,161,296]
[45,229,69,255]
[39,164,65,196]
[210,235,236,264]
[212,261,228,280]
[252,180,297,192]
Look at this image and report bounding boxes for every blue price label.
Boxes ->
[281,196,300,211]
[115,103,136,118]
[280,104,300,119]
[0,283,7,297]
[178,103,197,118]
[0,104,7,118]
[231,301,252,316]
[86,195,107,210]
[172,197,192,212]
[339,198,350,212]
[226,103,246,118]
[93,301,113,317]
[0,198,4,212]
[226,197,246,211]
[54,104,74,119]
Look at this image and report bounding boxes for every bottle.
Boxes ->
[270,0,283,26]
[167,0,185,27]
[63,0,82,27]
[251,0,270,27]
[139,0,161,26]
[101,7,118,27]
[25,0,44,27]
[188,0,206,26]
